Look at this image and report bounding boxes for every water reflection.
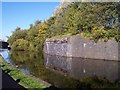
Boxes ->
[8,50,82,88]
[44,54,120,81]
[10,51,45,75]
[0,49,12,64]
[1,50,120,88]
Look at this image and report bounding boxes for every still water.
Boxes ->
[0,49,120,88]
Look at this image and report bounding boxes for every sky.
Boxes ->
[1,2,60,41]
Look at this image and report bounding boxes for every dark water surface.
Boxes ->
[0,49,120,88]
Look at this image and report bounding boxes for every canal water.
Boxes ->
[0,49,120,88]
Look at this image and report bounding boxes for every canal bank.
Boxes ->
[2,69,26,89]
[0,56,50,89]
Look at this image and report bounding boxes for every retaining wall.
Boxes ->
[44,36,120,61]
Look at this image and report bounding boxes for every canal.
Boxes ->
[0,49,120,88]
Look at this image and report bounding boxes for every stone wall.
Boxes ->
[44,36,120,61]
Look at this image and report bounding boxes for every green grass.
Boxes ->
[0,56,50,89]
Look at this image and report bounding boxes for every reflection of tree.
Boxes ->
[10,51,43,67]
[10,51,29,63]
[10,51,81,88]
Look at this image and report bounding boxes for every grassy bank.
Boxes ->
[0,56,50,89]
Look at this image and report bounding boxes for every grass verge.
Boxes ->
[0,56,50,89]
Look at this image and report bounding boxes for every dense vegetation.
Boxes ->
[7,2,120,51]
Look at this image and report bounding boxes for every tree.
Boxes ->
[29,24,33,29]
[49,2,120,41]
[11,39,29,51]
[8,29,28,45]
[35,20,41,26]
[15,27,21,31]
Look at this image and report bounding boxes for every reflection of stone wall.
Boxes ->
[44,54,120,81]
[44,36,119,61]
[44,54,72,73]
[70,58,119,81]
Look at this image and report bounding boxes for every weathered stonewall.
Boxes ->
[44,36,120,61]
